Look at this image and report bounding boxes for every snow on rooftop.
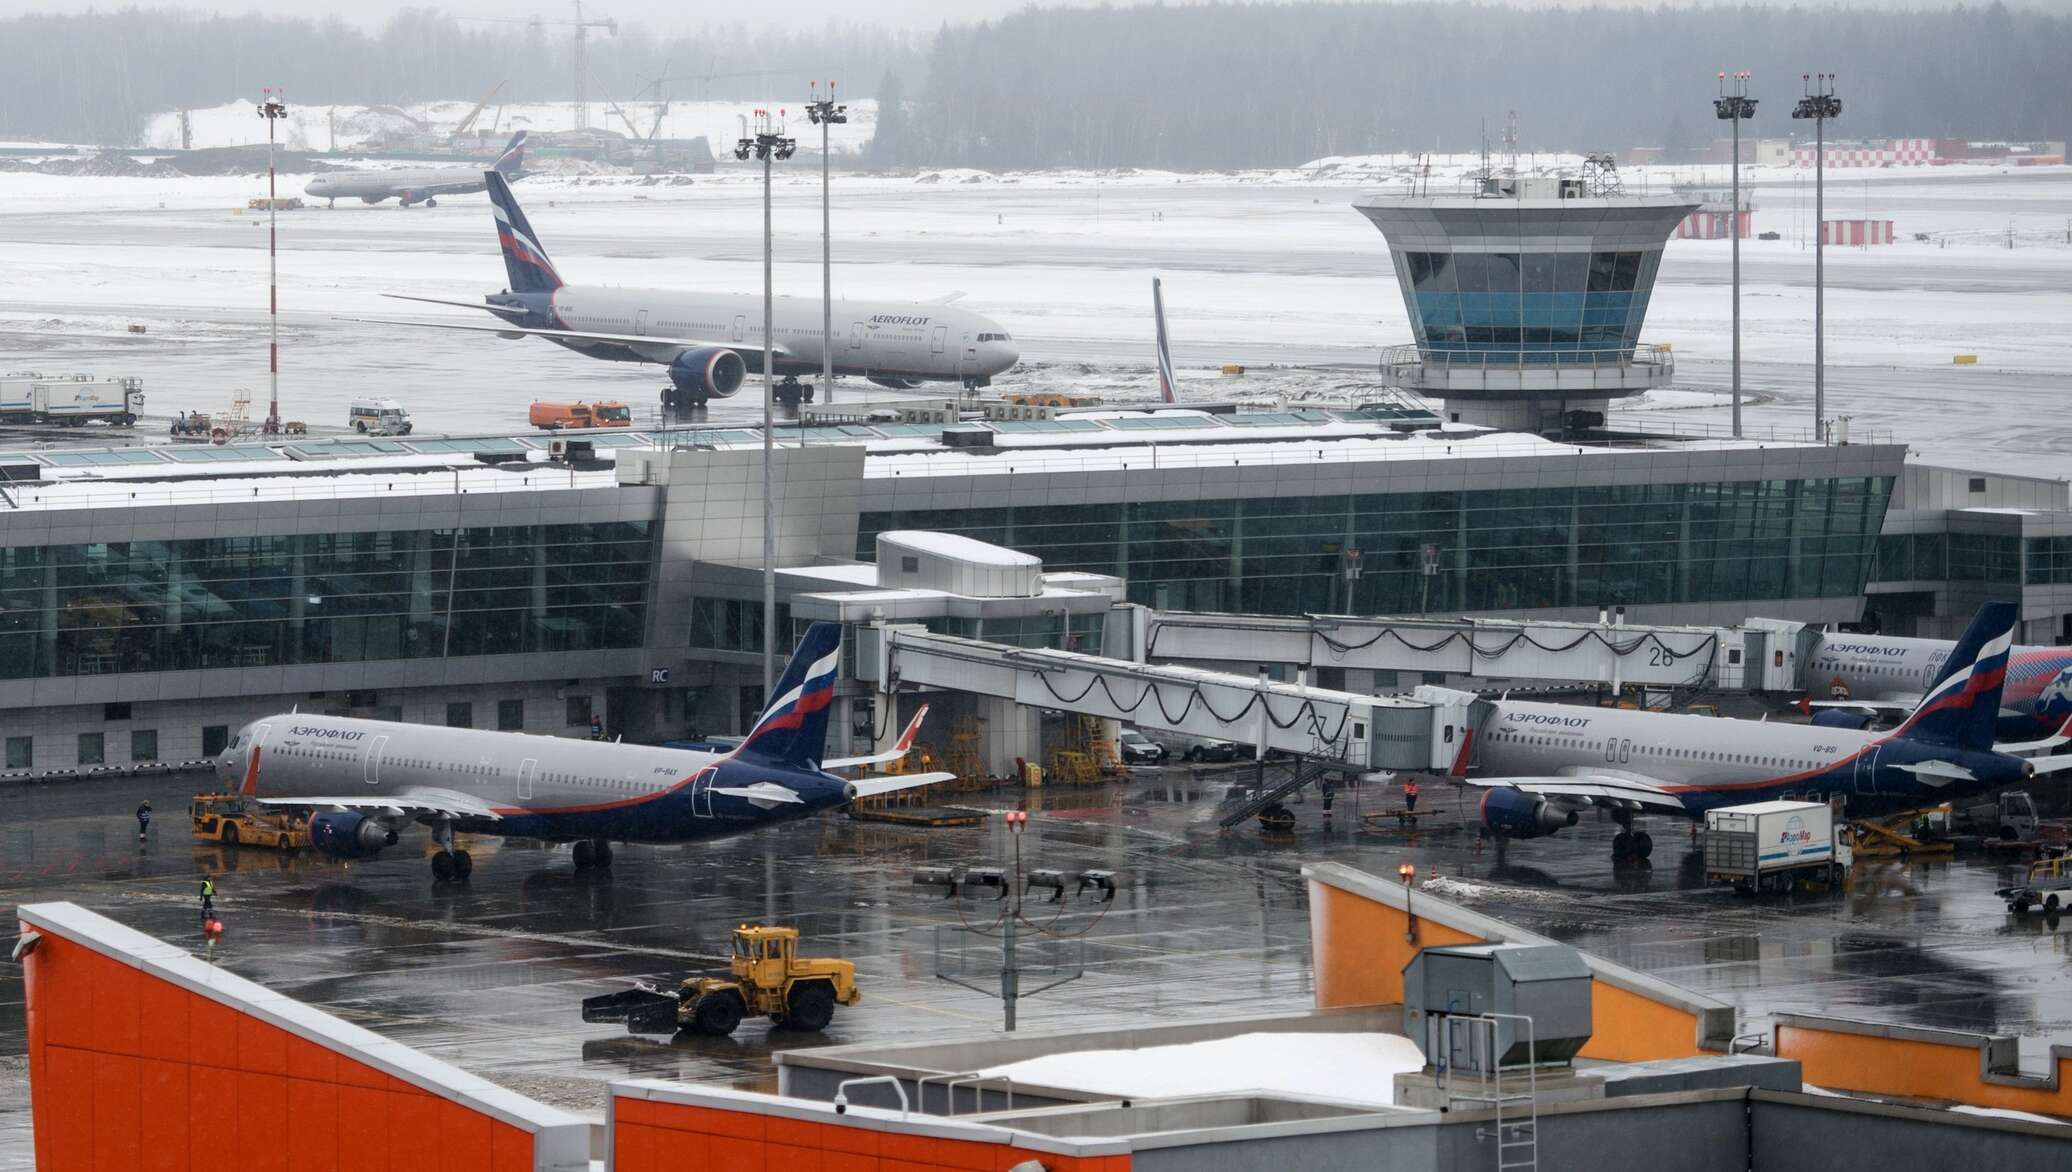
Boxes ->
[978,1032,1426,1108]
[880,530,1041,565]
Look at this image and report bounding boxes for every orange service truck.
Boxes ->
[529,400,633,430]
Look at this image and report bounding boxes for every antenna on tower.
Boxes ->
[1503,110,1519,177]
[1582,153,1624,197]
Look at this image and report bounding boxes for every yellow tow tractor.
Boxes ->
[582,924,861,1036]
[189,793,309,850]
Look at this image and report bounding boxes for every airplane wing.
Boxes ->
[341,314,791,365]
[826,704,932,771]
[1457,771,1688,813]
[711,782,807,809]
[2030,757,2072,776]
[384,293,525,316]
[254,787,505,821]
[1997,715,2072,756]
[847,771,958,800]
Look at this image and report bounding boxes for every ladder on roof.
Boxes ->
[1437,1013,1539,1172]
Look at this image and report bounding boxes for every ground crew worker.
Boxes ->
[199,875,215,916]
[136,800,152,842]
[589,713,604,740]
[1403,778,1420,813]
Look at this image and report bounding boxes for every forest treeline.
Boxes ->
[3,3,2065,170]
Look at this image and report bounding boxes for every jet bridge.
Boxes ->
[852,625,1485,772]
[1132,610,1814,695]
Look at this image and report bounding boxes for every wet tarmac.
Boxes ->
[4,764,2071,1166]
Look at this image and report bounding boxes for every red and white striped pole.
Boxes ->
[257,88,287,434]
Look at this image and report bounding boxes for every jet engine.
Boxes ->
[308,811,398,859]
[668,346,747,401]
[1479,788,1577,839]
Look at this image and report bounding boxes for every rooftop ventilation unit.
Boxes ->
[1403,943,1593,1072]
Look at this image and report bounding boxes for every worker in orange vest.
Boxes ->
[1403,778,1420,813]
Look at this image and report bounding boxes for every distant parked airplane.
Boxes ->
[304,130,527,208]
[1800,627,2072,739]
[216,623,950,881]
[1454,602,2072,864]
[351,171,1021,409]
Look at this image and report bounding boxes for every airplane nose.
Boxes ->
[995,343,1020,372]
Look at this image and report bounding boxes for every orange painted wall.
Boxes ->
[1309,882,1482,1008]
[23,929,536,1172]
[1778,1023,2072,1115]
[1308,880,1703,1062]
[616,1096,1129,1172]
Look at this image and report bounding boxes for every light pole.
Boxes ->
[256,88,287,435]
[1793,74,1841,441]
[737,112,797,695]
[807,82,847,405]
[1713,71,1756,439]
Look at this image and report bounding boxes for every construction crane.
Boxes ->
[452,80,507,140]
[633,68,783,139]
[462,3,617,132]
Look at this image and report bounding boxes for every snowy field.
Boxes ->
[979,1031,1427,1107]
[0,163,2066,477]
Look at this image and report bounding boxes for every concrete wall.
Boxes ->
[1752,1094,2072,1170]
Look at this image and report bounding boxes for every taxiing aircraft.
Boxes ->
[213,623,950,881]
[305,131,527,208]
[351,172,1019,410]
[1454,602,2072,862]
[1801,627,2072,738]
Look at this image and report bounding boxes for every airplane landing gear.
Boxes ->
[572,838,614,871]
[429,821,473,882]
[425,197,439,208]
[1610,810,1653,865]
[774,377,812,406]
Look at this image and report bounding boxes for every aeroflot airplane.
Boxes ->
[305,131,528,208]
[1456,602,2072,863]
[353,172,1019,410]
[212,623,949,881]
[1801,628,2072,738]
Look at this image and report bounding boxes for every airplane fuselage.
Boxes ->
[219,714,851,844]
[489,285,1019,386]
[1474,700,2032,818]
[1808,633,2072,732]
[306,168,509,206]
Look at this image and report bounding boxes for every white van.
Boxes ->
[348,398,413,436]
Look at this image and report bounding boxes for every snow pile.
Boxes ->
[1419,876,1564,905]
[978,1031,1424,1107]
[1948,1104,2068,1126]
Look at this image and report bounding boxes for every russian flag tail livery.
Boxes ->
[485,171,561,295]
[1892,601,2017,751]
[492,130,528,176]
[736,622,844,771]
[1152,277,1178,404]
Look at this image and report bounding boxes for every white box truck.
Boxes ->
[1702,800,1842,893]
[0,373,144,426]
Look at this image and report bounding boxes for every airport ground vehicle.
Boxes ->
[1701,801,1842,893]
[1164,735,1240,763]
[189,793,309,850]
[1117,728,1166,765]
[581,924,861,1036]
[1998,850,2072,914]
[348,398,413,435]
[0,373,143,426]
[529,400,632,430]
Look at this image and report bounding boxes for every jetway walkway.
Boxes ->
[1131,610,1816,695]
[853,626,1480,773]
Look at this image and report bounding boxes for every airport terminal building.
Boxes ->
[7,409,2058,776]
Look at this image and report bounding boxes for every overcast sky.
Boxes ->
[1,0,2042,33]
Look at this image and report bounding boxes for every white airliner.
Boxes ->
[1801,629,2072,738]
[352,172,1020,410]
[305,131,528,208]
[1452,602,2072,865]
[214,624,950,881]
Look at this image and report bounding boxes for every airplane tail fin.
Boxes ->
[1153,276,1178,404]
[735,622,844,772]
[1890,600,2017,751]
[485,171,561,294]
[492,129,528,175]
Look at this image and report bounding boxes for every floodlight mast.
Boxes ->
[1792,74,1842,441]
[1714,70,1757,439]
[807,82,848,405]
[257,89,288,435]
[736,110,796,695]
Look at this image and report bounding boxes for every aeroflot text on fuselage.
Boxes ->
[870,314,932,326]
[1825,644,1911,657]
[1506,713,1594,728]
[290,726,366,741]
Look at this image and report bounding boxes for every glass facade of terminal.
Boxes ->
[862,477,1893,616]
[1391,249,1662,360]
[0,522,654,680]
[1874,532,2024,586]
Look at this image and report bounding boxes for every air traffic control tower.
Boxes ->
[1355,171,1697,432]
